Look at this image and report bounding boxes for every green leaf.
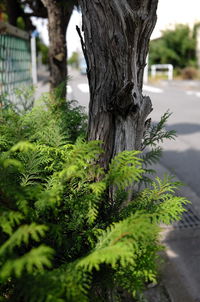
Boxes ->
[0,245,54,280]
[0,223,48,256]
[11,141,35,152]
[107,150,144,189]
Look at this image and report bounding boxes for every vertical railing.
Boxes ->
[0,22,32,105]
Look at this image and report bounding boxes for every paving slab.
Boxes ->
[152,162,200,302]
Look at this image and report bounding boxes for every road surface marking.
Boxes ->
[186,91,200,98]
[77,83,89,93]
[77,83,163,94]
[186,91,193,95]
[143,85,163,93]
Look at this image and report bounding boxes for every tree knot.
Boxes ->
[109,81,138,117]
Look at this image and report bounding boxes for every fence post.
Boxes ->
[31,31,38,85]
[168,64,173,81]
[151,64,173,81]
[151,65,156,78]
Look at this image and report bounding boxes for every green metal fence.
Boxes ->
[0,22,32,105]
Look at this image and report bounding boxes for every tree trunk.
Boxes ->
[41,0,74,97]
[79,0,158,169]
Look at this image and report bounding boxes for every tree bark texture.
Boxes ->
[41,0,74,97]
[79,0,158,169]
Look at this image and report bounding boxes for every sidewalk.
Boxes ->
[34,67,50,101]
[152,162,200,302]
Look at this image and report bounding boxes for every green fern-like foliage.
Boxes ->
[121,176,188,224]
[0,245,54,280]
[0,95,188,301]
[140,111,177,185]
[107,150,144,189]
[142,111,176,149]
[77,212,159,272]
[0,140,188,301]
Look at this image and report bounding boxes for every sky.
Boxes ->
[32,0,200,57]
[152,0,200,39]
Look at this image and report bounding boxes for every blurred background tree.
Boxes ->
[36,39,49,66]
[68,51,79,69]
[149,23,199,78]
[0,1,7,22]
[2,0,37,31]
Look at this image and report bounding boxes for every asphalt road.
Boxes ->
[67,69,200,198]
[68,69,89,110]
[149,81,200,198]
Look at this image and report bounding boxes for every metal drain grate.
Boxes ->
[173,204,200,229]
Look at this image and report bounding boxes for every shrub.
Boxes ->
[149,24,197,69]
[0,88,87,146]
[68,51,79,69]
[0,93,188,301]
[181,67,199,80]
[0,139,188,302]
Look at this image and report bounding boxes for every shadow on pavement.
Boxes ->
[37,67,50,84]
[167,123,200,135]
[160,149,200,197]
[161,225,200,302]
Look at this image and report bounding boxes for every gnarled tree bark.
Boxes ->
[78,0,158,169]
